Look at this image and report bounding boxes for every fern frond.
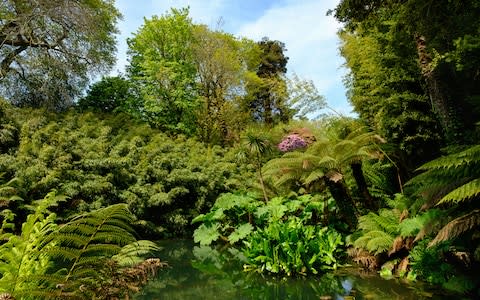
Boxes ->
[417,145,480,171]
[437,178,480,205]
[112,241,161,267]
[47,203,139,291]
[354,230,394,255]
[304,169,325,185]
[429,210,480,247]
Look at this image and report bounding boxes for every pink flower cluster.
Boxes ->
[278,134,307,152]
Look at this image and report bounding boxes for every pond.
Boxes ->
[134,240,455,300]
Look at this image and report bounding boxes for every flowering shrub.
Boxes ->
[278,134,307,152]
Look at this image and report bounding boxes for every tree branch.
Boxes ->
[0,45,26,78]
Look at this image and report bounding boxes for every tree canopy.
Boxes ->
[0,0,121,110]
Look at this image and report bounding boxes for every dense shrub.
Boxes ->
[0,109,253,237]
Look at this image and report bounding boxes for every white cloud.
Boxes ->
[112,0,352,115]
[237,0,350,113]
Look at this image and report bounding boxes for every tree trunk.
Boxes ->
[350,162,377,210]
[325,178,357,229]
[256,156,269,202]
[414,34,464,143]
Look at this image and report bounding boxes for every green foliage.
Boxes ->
[409,239,476,293]
[410,144,480,206]
[0,0,121,110]
[243,38,292,126]
[408,144,480,246]
[339,27,442,167]
[192,193,343,276]
[243,219,343,276]
[0,191,60,298]
[353,209,399,255]
[192,193,261,246]
[77,76,139,113]
[349,194,441,255]
[193,224,221,246]
[2,110,250,237]
[0,192,161,299]
[263,124,385,226]
[192,193,327,246]
[228,223,254,244]
[127,7,199,135]
[334,0,480,145]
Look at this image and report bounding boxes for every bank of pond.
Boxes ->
[135,240,461,300]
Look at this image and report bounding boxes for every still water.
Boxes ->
[134,240,454,300]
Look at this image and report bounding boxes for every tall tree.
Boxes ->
[192,26,256,144]
[332,0,480,145]
[0,0,121,110]
[244,38,292,126]
[339,25,442,169]
[127,8,199,135]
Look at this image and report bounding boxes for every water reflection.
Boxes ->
[134,240,449,300]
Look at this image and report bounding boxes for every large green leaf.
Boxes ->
[228,223,253,244]
[193,224,221,246]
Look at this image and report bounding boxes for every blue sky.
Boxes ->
[113,0,352,115]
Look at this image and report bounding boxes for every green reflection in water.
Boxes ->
[134,240,452,300]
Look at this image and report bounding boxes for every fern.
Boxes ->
[438,178,480,204]
[354,230,395,255]
[48,204,136,290]
[406,144,480,248]
[0,200,161,299]
[0,191,60,298]
[398,209,442,238]
[352,208,401,255]
[408,144,480,207]
[112,241,162,267]
[429,209,480,247]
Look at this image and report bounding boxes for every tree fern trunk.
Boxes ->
[351,162,377,210]
[414,34,464,143]
[325,178,357,229]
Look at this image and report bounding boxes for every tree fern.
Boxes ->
[354,230,395,255]
[437,178,480,205]
[407,144,480,246]
[429,209,480,247]
[408,144,480,207]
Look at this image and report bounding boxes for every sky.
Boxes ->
[112,0,352,116]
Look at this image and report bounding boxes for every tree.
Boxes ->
[286,74,326,120]
[243,38,292,126]
[238,129,273,202]
[127,8,199,135]
[339,26,442,170]
[332,0,480,144]
[0,0,121,110]
[127,8,262,142]
[193,26,256,144]
[77,76,139,114]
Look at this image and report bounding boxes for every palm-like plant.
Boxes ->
[263,126,384,228]
[239,129,273,202]
[334,126,385,210]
